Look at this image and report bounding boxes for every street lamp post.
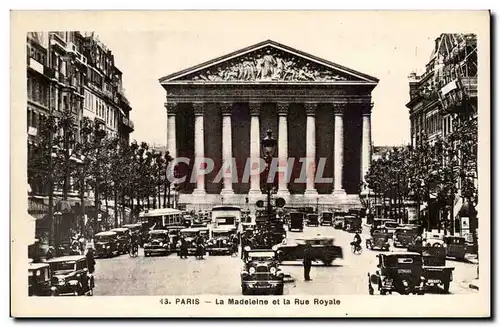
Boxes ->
[261,129,277,220]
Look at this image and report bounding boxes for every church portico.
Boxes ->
[159,40,378,210]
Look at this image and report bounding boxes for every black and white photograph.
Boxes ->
[11,10,490,317]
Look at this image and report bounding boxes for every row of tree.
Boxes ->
[28,110,176,235]
[364,115,478,234]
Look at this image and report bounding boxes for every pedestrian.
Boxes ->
[303,243,313,281]
[45,246,55,260]
[180,237,188,259]
[86,245,96,275]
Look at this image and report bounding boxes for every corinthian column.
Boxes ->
[192,102,206,195]
[248,102,262,196]
[333,103,346,195]
[277,102,290,196]
[304,103,318,196]
[220,103,234,195]
[361,103,373,184]
[165,102,177,158]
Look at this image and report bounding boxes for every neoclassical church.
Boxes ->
[159,40,378,210]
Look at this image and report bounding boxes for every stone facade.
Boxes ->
[159,40,378,210]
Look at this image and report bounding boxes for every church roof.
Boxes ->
[159,39,378,85]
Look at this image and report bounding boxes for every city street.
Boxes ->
[93,224,478,296]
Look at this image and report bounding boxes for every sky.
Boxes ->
[92,12,468,147]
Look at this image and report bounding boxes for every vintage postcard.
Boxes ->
[10,10,490,317]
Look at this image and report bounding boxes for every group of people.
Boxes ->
[177,232,207,259]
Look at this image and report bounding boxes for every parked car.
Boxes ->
[368,253,425,295]
[306,214,319,227]
[443,236,467,261]
[28,262,52,296]
[144,230,170,257]
[382,221,400,238]
[320,212,334,226]
[288,212,304,232]
[47,255,94,296]
[393,226,419,248]
[94,231,119,258]
[241,248,284,295]
[366,231,391,251]
[109,228,131,254]
[207,226,237,255]
[344,215,362,233]
[333,216,345,229]
[274,237,343,266]
[419,246,455,293]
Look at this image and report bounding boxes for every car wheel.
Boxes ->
[241,286,249,295]
[275,285,284,296]
[380,290,387,295]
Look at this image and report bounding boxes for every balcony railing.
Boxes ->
[50,33,66,52]
[28,58,44,75]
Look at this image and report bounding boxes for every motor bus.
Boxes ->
[211,205,241,229]
[139,208,183,231]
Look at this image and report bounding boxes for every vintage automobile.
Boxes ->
[179,227,208,255]
[425,246,455,293]
[370,218,395,235]
[240,222,256,233]
[109,227,131,254]
[241,248,285,295]
[306,214,319,227]
[144,230,170,257]
[274,237,343,266]
[419,246,455,293]
[47,255,95,296]
[382,221,400,238]
[443,236,467,261]
[94,231,119,258]
[28,262,52,296]
[166,225,184,251]
[368,253,425,295]
[288,212,304,232]
[207,227,237,255]
[393,226,419,248]
[343,215,362,233]
[122,223,144,246]
[333,215,345,229]
[365,231,391,251]
[320,212,334,226]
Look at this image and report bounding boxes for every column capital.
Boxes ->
[249,102,261,116]
[333,103,347,115]
[304,102,318,116]
[219,102,233,116]
[277,102,289,116]
[192,102,205,116]
[164,102,178,116]
[361,102,374,116]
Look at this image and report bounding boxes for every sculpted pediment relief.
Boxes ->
[180,47,355,82]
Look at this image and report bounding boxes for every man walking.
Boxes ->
[303,243,313,281]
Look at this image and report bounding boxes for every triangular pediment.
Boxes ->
[160,40,378,84]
